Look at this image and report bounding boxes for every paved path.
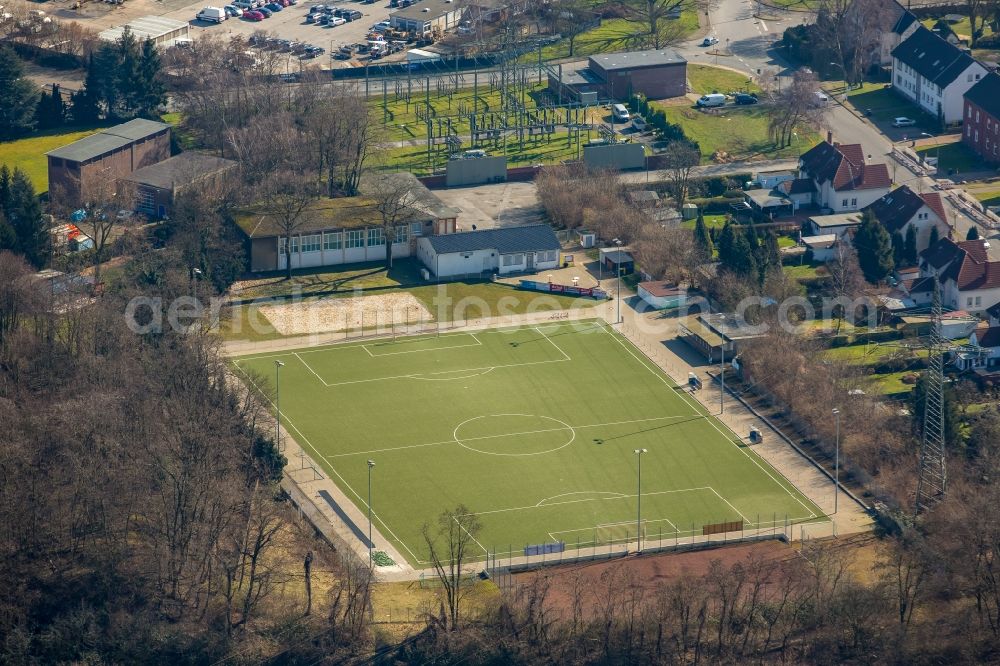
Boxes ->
[227,285,871,581]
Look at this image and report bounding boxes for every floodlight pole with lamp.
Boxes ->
[832,408,840,514]
[367,459,376,567]
[634,448,647,552]
[613,238,623,324]
[274,360,284,452]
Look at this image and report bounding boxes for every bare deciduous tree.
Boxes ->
[661,141,700,210]
[422,504,482,630]
[767,70,825,148]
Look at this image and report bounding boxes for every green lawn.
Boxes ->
[844,84,938,128]
[915,141,982,174]
[232,320,825,565]
[972,188,1000,207]
[0,126,104,193]
[680,213,728,229]
[687,64,760,95]
[654,105,820,163]
[218,280,603,342]
[783,262,827,282]
[534,14,699,62]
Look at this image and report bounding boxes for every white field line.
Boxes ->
[294,352,330,386]
[232,363,426,565]
[601,324,818,520]
[407,368,495,381]
[362,335,483,357]
[233,323,593,362]
[548,516,681,542]
[535,491,627,506]
[460,486,713,518]
[709,486,754,526]
[321,357,570,387]
[326,414,692,459]
[454,515,490,557]
[534,326,571,361]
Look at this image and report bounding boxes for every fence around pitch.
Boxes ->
[481,513,835,586]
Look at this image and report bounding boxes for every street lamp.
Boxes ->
[634,448,647,552]
[832,408,840,514]
[613,238,623,324]
[274,360,285,452]
[367,459,376,567]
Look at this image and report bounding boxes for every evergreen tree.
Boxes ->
[716,221,736,268]
[114,28,142,118]
[853,211,894,284]
[967,225,980,241]
[693,213,713,258]
[0,165,11,214]
[929,225,940,248]
[34,84,66,130]
[0,211,15,251]
[904,224,918,266]
[719,224,757,278]
[764,230,781,272]
[0,45,40,139]
[72,54,103,124]
[7,168,49,268]
[891,230,905,266]
[136,38,165,118]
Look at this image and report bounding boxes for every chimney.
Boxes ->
[826,130,833,144]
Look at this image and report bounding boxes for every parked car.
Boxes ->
[343,9,361,19]
[264,2,282,10]
[224,5,241,16]
[305,12,317,21]
[734,92,758,105]
[702,35,718,46]
[257,6,271,15]
[696,93,726,108]
[309,3,325,11]
[892,116,916,127]
[277,0,291,6]
[328,15,345,24]
[611,103,630,122]
[234,0,252,8]
[196,6,227,22]
[244,9,264,19]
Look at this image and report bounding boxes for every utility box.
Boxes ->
[681,203,699,220]
[577,229,596,248]
[749,426,763,444]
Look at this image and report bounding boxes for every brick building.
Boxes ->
[119,152,237,218]
[46,119,171,207]
[548,48,687,103]
[962,71,1000,163]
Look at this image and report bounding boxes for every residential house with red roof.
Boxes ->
[962,71,1000,163]
[797,137,892,213]
[862,185,950,255]
[919,237,1000,313]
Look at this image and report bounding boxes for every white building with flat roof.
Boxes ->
[99,16,190,48]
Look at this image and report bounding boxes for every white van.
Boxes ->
[612,103,630,122]
[696,93,726,108]
[197,6,227,22]
[812,91,829,106]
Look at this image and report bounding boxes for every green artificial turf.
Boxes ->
[233,320,824,565]
[0,126,105,192]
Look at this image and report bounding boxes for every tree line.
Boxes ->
[0,29,164,141]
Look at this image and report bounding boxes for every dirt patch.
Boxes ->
[259,293,432,336]
[513,540,796,614]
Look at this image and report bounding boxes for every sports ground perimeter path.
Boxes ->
[226,295,871,582]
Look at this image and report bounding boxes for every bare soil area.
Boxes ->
[259,292,431,335]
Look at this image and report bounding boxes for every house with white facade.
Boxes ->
[416,224,561,278]
[954,326,1000,373]
[843,0,918,68]
[798,138,892,212]
[891,25,987,125]
[919,237,1000,313]
[863,185,950,255]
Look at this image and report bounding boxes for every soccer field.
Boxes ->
[233,320,825,566]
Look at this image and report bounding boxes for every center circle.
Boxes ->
[453,414,576,456]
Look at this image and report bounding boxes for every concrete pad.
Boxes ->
[433,181,543,230]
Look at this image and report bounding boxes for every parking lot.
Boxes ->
[171,0,395,66]
[50,0,397,68]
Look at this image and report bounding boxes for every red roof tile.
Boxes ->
[925,238,1000,290]
[799,140,891,192]
[920,192,947,224]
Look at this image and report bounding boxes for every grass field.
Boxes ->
[687,65,760,95]
[233,320,824,565]
[0,126,104,192]
[915,141,981,174]
[653,105,820,163]
[532,15,699,62]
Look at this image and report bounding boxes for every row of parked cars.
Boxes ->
[197,0,300,23]
[247,33,326,57]
[305,5,363,26]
